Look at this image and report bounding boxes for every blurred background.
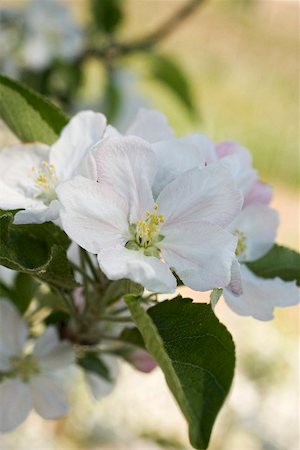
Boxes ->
[0,0,299,449]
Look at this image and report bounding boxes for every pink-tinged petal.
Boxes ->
[98,247,176,293]
[0,378,32,432]
[152,138,206,197]
[243,180,273,207]
[160,221,237,291]
[229,204,279,262]
[31,374,69,419]
[0,301,27,357]
[104,125,122,139]
[13,199,60,225]
[126,349,157,373]
[216,141,239,158]
[126,108,174,143]
[50,111,106,181]
[57,176,129,253]
[33,327,74,371]
[157,165,242,228]
[227,258,243,295]
[94,136,156,222]
[224,265,300,321]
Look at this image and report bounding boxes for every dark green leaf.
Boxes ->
[149,54,196,116]
[0,74,68,144]
[126,296,235,450]
[0,214,77,289]
[78,352,111,382]
[119,326,146,349]
[13,273,39,313]
[91,0,123,34]
[246,244,300,286]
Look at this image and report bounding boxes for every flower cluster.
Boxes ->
[0,107,298,433]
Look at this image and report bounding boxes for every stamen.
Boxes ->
[10,354,40,382]
[29,161,58,205]
[234,229,247,256]
[136,204,165,248]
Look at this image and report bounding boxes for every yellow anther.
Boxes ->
[234,229,247,256]
[136,204,165,247]
[30,161,58,191]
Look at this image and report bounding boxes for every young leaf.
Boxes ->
[246,244,300,286]
[119,326,146,349]
[149,54,197,116]
[78,352,112,382]
[13,273,39,313]
[90,0,123,34]
[126,296,235,450]
[102,278,143,306]
[0,74,68,144]
[0,214,77,289]
[210,288,223,310]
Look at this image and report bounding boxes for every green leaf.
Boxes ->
[119,326,146,349]
[78,352,112,382]
[91,0,123,34]
[126,296,235,450]
[13,273,39,313]
[149,54,196,116]
[210,288,223,311]
[246,244,300,286]
[102,278,144,306]
[0,214,77,289]
[0,74,68,144]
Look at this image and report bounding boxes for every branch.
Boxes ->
[78,0,206,62]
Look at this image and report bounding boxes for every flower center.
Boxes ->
[10,354,40,382]
[126,204,165,257]
[234,229,247,257]
[29,161,58,205]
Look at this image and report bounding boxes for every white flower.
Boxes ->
[0,111,106,224]
[0,300,74,432]
[57,135,242,293]
[223,204,299,319]
[20,0,83,70]
[223,265,299,321]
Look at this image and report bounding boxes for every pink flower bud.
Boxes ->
[243,180,273,207]
[128,349,157,373]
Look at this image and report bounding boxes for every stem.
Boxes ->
[76,0,205,63]
[100,315,133,323]
[81,248,101,283]
[71,262,94,284]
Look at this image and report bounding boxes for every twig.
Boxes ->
[77,0,205,63]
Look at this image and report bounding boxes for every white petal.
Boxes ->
[160,221,237,291]
[0,144,49,210]
[180,133,217,163]
[98,247,176,293]
[152,138,206,197]
[50,111,106,180]
[33,327,74,371]
[229,204,279,262]
[0,301,27,357]
[0,378,32,432]
[216,142,257,195]
[157,164,242,228]
[94,136,156,223]
[31,374,69,419]
[57,176,129,253]
[84,355,118,400]
[126,108,174,143]
[13,199,60,225]
[224,265,300,321]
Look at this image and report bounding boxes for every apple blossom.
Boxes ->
[57,135,242,293]
[0,300,74,432]
[0,111,106,224]
[223,203,299,319]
